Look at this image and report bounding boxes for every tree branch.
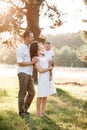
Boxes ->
[44,0,60,18]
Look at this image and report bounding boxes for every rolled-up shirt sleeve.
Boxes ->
[16,48,24,63]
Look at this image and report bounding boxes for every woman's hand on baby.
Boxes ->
[32,57,38,64]
[49,66,53,71]
[32,58,36,64]
[49,60,54,67]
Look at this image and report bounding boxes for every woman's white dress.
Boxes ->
[37,56,56,97]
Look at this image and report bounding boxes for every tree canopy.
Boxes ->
[78,0,87,61]
[0,0,63,47]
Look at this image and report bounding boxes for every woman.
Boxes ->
[30,41,56,117]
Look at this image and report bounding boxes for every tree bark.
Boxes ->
[26,0,42,40]
[26,0,43,83]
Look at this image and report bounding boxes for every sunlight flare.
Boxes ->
[0,1,10,14]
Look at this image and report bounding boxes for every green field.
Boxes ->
[0,67,87,130]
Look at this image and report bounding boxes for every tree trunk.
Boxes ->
[26,0,42,40]
[26,0,43,83]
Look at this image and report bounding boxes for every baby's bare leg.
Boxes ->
[49,70,52,81]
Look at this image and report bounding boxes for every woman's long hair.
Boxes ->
[30,41,38,59]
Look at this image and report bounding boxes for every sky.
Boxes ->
[0,0,87,35]
[40,0,87,35]
[0,1,10,14]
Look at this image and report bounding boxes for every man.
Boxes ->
[16,31,35,118]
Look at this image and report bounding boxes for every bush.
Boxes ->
[0,46,16,64]
[54,45,87,67]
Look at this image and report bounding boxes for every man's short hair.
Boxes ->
[45,41,50,44]
[23,31,32,39]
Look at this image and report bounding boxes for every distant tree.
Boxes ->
[81,0,87,44]
[79,32,87,61]
[77,0,87,62]
[0,46,16,64]
[55,46,72,66]
[55,46,87,67]
[81,0,87,43]
[81,31,87,43]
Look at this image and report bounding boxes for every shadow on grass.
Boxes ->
[0,110,29,130]
[24,88,87,130]
[46,88,87,130]
[56,88,87,109]
[25,114,65,130]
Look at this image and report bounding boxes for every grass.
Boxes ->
[0,74,87,130]
[0,111,29,130]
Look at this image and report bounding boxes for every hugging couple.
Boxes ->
[16,31,56,118]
